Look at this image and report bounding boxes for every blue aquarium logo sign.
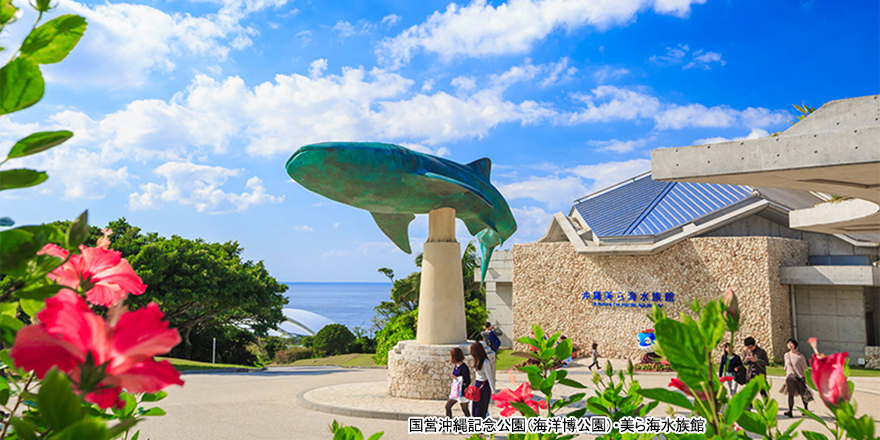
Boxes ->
[581,291,675,308]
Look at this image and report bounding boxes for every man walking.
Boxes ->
[743,336,769,398]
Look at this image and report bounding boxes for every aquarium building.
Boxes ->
[481,95,880,365]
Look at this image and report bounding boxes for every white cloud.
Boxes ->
[566,86,661,124]
[332,19,376,40]
[451,76,477,91]
[128,162,283,212]
[421,79,435,92]
[694,128,769,145]
[44,0,288,88]
[399,142,451,157]
[650,44,725,70]
[309,59,328,78]
[293,225,314,232]
[381,14,402,28]
[569,158,651,192]
[654,103,737,129]
[684,50,725,70]
[498,175,588,209]
[509,205,554,242]
[377,0,707,68]
[594,66,629,84]
[588,137,650,153]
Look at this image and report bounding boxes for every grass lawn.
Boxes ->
[495,350,522,372]
[287,353,379,368]
[158,357,258,372]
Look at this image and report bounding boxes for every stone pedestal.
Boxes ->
[388,340,496,400]
[388,208,493,399]
[416,208,467,344]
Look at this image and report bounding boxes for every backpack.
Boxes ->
[487,331,501,352]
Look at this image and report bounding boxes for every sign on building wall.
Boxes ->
[581,291,675,308]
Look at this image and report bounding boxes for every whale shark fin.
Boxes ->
[476,228,502,286]
[422,172,494,208]
[465,158,491,181]
[370,212,415,254]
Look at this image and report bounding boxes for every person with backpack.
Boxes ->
[482,322,501,352]
[719,342,744,395]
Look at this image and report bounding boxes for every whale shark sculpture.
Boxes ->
[286,142,516,283]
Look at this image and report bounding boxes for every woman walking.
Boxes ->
[783,338,809,417]
[445,347,471,418]
[470,342,495,418]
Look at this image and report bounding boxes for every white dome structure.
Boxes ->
[275,308,336,336]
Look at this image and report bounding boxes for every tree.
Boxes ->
[127,235,288,358]
[377,267,394,281]
[313,323,356,356]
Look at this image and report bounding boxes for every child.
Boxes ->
[587,343,600,370]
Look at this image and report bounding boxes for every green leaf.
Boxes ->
[19,15,88,64]
[654,318,706,384]
[636,388,694,411]
[1,0,20,26]
[366,433,383,440]
[47,417,108,440]
[14,284,64,300]
[736,411,766,435]
[9,417,38,440]
[0,314,24,346]
[0,224,64,275]
[555,338,572,361]
[7,130,73,160]
[39,369,85,432]
[801,407,829,429]
[333,426,365,440]
[131,430,140,440]
[557,378,586,389]
[138,407,166,417]
[724,378,760,423]
[122,392,137,418]
[510,351,540,361]
[106,419,138,439]
[0,57,44,115]
[140,391,168,402]
[0,217,13,226]
[65,210,88,249]
[801,431,829,440]
[19,298,44,317]
[0,169,48,191]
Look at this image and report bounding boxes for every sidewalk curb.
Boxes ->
[295,385,439,421]
[181,367,268,375]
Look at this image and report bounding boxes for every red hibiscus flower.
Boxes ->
[10,290,183,408]
[669,377,730,400]
[492,383,548,417]
[39,243,146,307]
[810,352,850,407]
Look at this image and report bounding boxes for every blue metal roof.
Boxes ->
[573,175,754,237]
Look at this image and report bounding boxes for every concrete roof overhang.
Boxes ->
[651,95,880,234]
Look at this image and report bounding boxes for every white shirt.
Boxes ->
[474,359,495,394]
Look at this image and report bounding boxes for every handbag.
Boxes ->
[450,377,463,400]
[464,384,481,402]
[803,386,814,403]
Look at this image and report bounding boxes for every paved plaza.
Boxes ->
[139,359,880,439]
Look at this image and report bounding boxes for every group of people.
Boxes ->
[445,323,497,418]
[719,336,810,417]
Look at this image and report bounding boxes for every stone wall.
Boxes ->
[866,346,880,369]
[387,340,496,400]
[511,237,808,363]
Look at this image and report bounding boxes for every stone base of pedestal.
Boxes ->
[387,340,496,400]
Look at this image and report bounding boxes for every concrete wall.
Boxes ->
[793,285,867,362]
[704,213,879,260]
[511,237,808,363]
[487,281,514,348]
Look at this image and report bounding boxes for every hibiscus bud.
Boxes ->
[810,352,851,407]
[605,360,613,377]
[627,359,634,377]
[808,337,824,359]
[721,289,740,330]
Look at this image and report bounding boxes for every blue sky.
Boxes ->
[2,0,877,282]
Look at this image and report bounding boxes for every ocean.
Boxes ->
[283,282,393,330]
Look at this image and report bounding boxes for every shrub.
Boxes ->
[273,346,317,364]
[372,308,417,365]
[313,323,356,356]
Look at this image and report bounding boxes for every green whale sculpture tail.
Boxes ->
[285,142,517,284]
